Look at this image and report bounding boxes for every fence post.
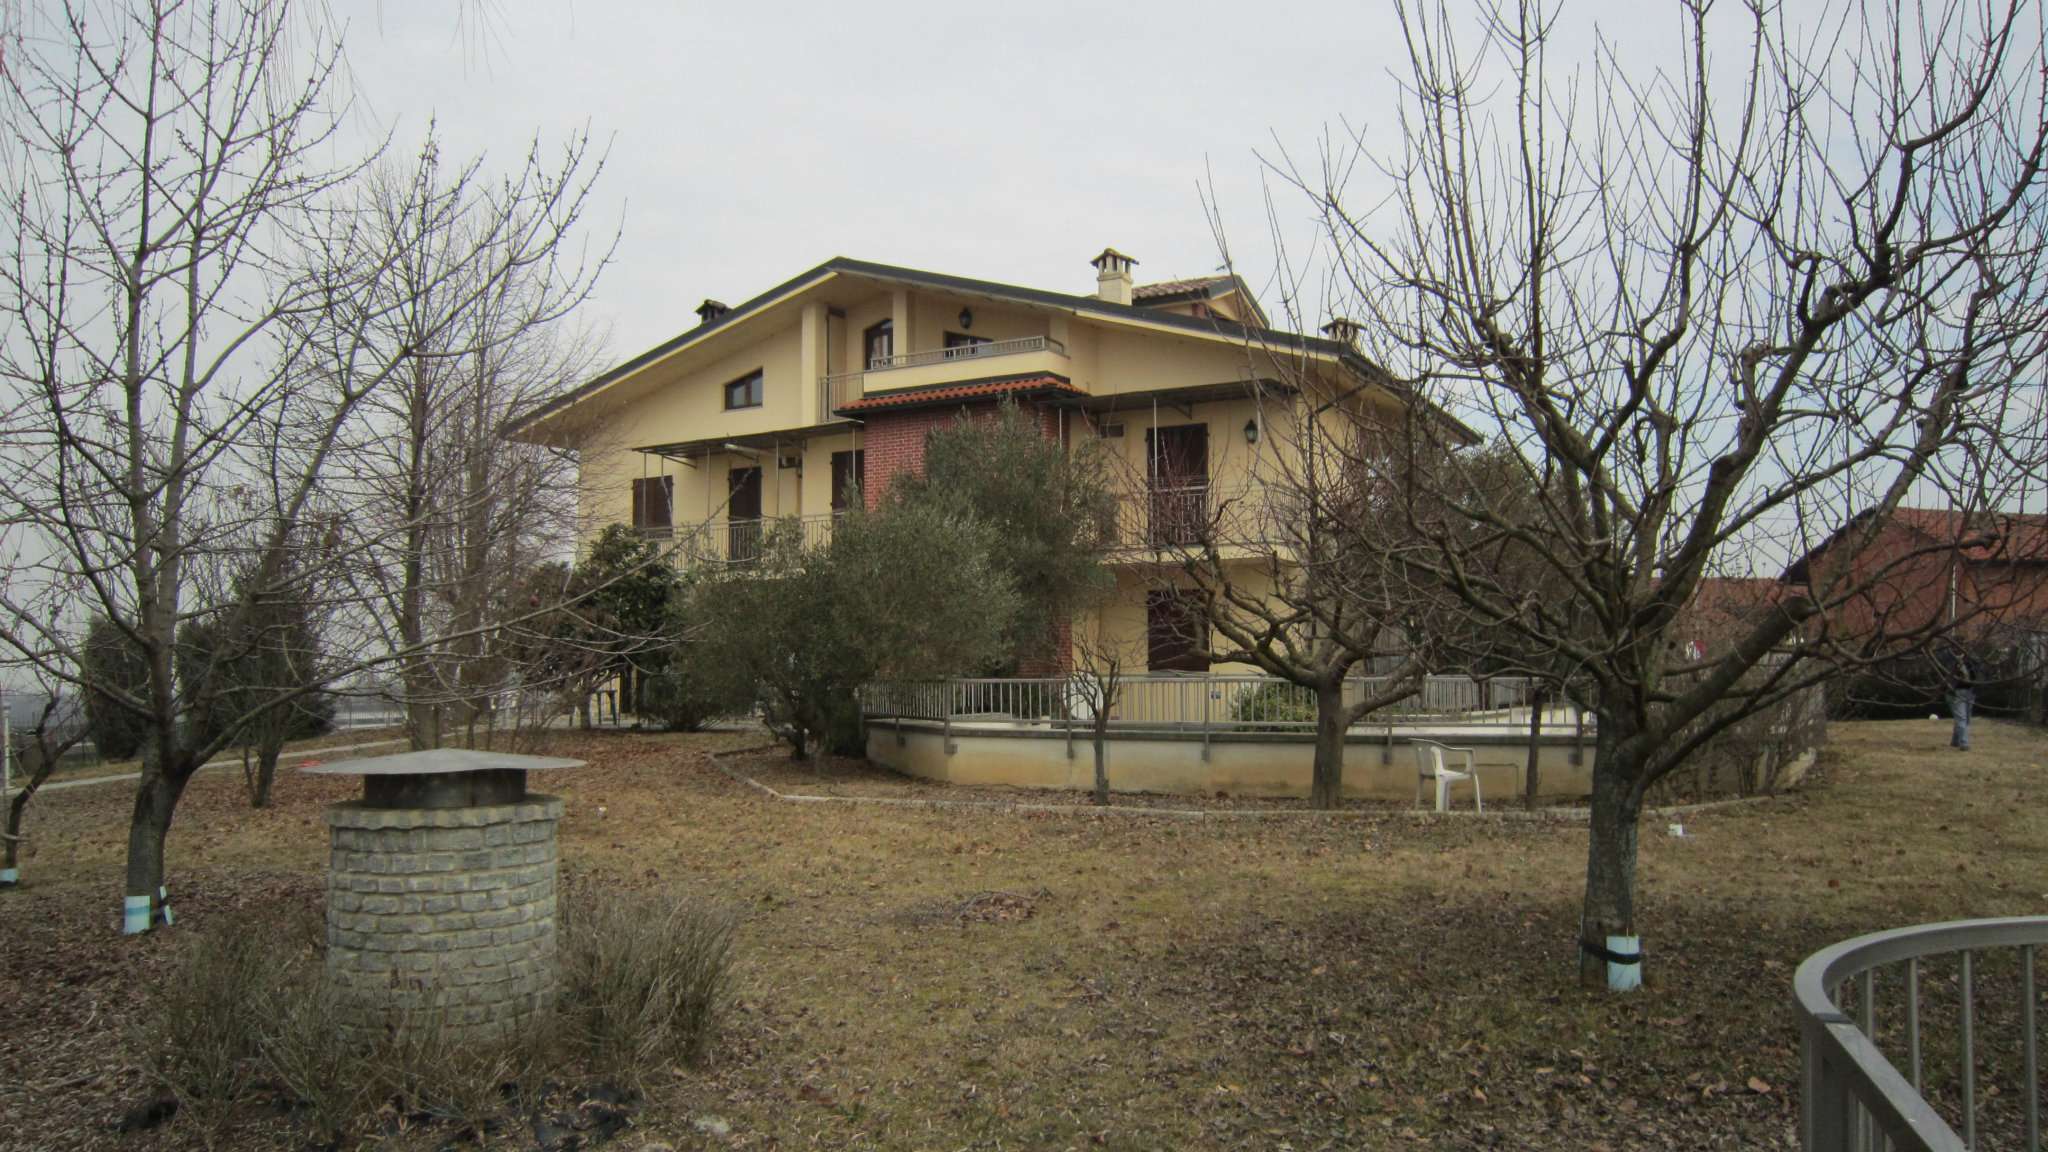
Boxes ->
[1196,680,1211,762]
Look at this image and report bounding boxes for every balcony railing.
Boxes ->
[637,513,839,568]
[1105,484,1289,554]
[862,674,1580,733]
[817,335,1069,417]
[1796,916,2048,1151]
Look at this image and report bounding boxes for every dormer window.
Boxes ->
[724,369,763,410]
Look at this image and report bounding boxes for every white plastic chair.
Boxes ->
[1412,739,1483,813]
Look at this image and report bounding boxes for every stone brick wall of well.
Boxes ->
[323,796,563,1042]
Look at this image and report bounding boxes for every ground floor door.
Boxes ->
[728,466,762,561]
[1146,589,1210,672]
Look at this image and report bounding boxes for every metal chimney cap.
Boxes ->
[303,748,586,776]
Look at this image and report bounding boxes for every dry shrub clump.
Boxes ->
[559,888,737,1089]
[137,890,734,1144]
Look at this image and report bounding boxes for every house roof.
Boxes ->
[1781,505,2048,582]
[504,257,1377,436]
[834,373,1083,414]
[1131,274,1270,326]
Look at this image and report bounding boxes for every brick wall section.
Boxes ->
[324,796,562,1043]
[858,400,1067,510]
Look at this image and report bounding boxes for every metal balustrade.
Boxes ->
[638,513,839,567]
[1797,917,2048,1151]
[861,673,1577,733]
[816,335,1069,416]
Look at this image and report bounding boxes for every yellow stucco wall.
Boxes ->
[549,269,1388,578]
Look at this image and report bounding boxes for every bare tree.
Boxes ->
[1066,615,1140,806]
[0,0,608,930]
[1150,398,1432,808]
[1284,0,2048,983]
[3,671,89,888]
[331,141,607,751]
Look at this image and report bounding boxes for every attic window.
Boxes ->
[724,370,763,410]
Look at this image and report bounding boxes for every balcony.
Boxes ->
[638,513,839,568]
[819,335,1070,417]
[1105,484,1288,558]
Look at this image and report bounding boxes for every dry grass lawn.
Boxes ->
[1,718,2043,1150]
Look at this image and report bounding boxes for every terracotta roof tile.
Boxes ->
[1888,507,2048,563]
[836,374,1082,413]
[1134,275,1233,300]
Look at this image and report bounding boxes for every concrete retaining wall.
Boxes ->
[866,722,1595,801]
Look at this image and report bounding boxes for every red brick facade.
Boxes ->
[858,400,1063,509]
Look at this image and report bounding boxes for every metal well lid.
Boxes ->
[307,748,585,809]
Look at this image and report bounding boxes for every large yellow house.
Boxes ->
[509,249,1415,675]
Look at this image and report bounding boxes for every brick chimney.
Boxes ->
[1091,248,1137,306]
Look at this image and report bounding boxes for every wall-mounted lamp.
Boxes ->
[1243,418,1261,445]
[958,307,974,330]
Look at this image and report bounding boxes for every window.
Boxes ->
[863,319,894,369]
[724,370,763,410]
[831,449,865,513]
[943,331,992,359]
[1146,589,1210,673]
[630,476,673,533]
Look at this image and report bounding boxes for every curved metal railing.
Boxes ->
[1797,917,2047,1151]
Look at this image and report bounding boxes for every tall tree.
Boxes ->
[336,143,607,750]
[1289,0,2048,983]
[0,0,607,929]
[1157,401,1434,808]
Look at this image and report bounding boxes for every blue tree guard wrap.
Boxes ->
[122,894,152,935]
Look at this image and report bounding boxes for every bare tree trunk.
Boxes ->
[3,788,30,873]
[1310,679,1347,810]
[252,743,281,809]
[1524,685,1545,809]
[1578,726,1641,988]
[123,763,188,920]
[1092,713,1109,806]
[4,758,47,874]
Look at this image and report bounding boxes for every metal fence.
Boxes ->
[1104,484,1284,552]
[644,513,839,568]
[861,673,1579,733]
[1797,916,2048,1151]
[817,335,1068,416]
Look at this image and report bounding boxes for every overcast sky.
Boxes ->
[344,1,1672,365]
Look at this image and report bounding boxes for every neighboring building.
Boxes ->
[1781,506,2048,643]
[508,249,1421,674]
[1781,506,2048,717]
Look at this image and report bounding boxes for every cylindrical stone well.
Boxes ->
[308,750,581,1044]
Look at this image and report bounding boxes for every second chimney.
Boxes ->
[697,298,730,324]
[1090,248,1137,306]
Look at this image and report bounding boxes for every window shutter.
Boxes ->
[631,478,644,528]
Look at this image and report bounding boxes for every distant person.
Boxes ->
[1938,643,1981,751]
